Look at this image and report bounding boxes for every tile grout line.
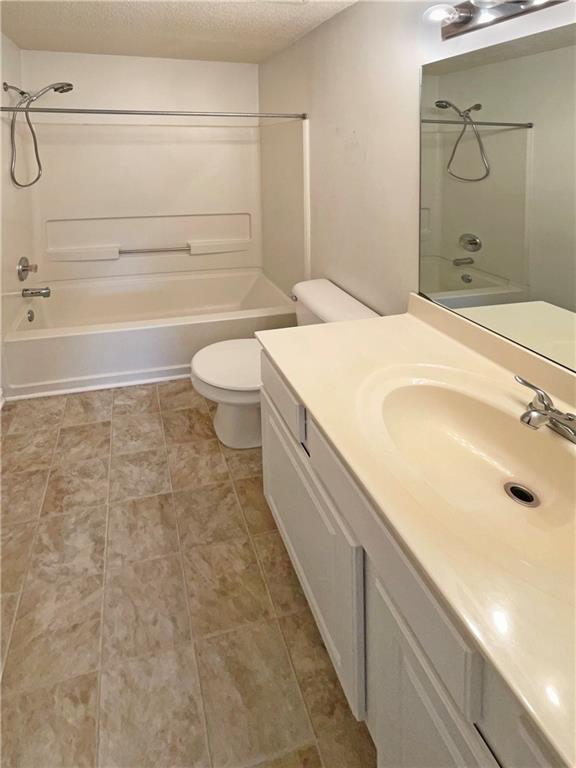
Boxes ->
[159,384,215,768]
[94,391,116,768]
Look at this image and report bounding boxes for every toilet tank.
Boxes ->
[291,279,379,325]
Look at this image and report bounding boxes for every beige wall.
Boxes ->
[260,1,575,317]
[259,2,423,316]
[260,118,308,296]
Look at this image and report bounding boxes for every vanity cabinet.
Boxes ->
[365,561,497,768]
[260,351,566,768]
[261,388,365,718]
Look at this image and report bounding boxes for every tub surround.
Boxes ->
[3,269,295,398]
[257,293,575,767]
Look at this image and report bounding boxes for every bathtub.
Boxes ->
[3,269,296,399]
[420,255,527,309]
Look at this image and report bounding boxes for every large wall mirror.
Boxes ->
[419,25,575,371]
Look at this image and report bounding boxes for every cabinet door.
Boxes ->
[366,563,498,768]
[261,393,365,718]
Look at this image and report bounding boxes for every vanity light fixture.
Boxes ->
[422,3,472,24]
[423,0,568,40]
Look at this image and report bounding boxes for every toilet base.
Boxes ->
[213,401,262,449]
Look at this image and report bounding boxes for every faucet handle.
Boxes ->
[514,375,554,411]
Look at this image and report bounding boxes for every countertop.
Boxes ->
[257,304,575,766]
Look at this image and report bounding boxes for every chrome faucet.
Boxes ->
[22,287,51,298]
[515,375,576,444]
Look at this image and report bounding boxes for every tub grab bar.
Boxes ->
[119,245,191,255]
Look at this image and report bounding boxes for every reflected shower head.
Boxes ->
[435,99,464,117]
[435,99,483,118]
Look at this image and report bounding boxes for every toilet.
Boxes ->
[191,278,378,449]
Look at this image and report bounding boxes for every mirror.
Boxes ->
[419,26,576,371]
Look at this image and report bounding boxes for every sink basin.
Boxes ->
[359,365,575,588]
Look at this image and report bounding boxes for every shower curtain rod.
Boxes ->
[422,118,533,128]
[0,106,307,119]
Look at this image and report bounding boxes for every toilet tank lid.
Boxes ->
[292,279,379,322]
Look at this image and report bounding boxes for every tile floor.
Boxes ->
[1,380,376,768]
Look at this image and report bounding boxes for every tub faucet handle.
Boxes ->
[17,256,38,281]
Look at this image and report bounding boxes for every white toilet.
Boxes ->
[191,278,378,449]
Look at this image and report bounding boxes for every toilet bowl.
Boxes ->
[191,279,379,449]
[191,338,262,449]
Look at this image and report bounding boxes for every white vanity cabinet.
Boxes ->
[365,562,497,768]
[261,386,366,718]
[260,351,566,768]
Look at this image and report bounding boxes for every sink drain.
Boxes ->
[504,482,540,508]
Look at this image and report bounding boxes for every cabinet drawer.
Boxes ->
[308,418,482,721]
[261,352,305,444]
[261,393,365,718]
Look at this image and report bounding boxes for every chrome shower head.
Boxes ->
[52,82,73,94]
[27,82,74,104]
[435,99,464,117]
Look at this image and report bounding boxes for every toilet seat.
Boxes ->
[191,338,262,448]
[191,338,261,409]
[192,338,261,391]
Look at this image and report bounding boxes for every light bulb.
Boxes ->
[422,3,471,24]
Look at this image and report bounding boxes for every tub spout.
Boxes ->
[22,287,51,298]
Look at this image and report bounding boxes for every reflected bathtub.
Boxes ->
[420,255,527,309]
[3,269,296,398]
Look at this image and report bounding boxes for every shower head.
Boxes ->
[53,82,73,94]
[435,99,464,117]
[27,82,74,104]
[435,99,483,119]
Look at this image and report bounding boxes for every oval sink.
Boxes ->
[359,365,575,587]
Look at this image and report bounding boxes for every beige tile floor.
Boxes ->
[1,380,376,768]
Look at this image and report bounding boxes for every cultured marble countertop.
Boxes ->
[257,308,575,766]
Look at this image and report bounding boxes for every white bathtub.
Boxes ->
[420,255,527,309]
[3,269,296,398]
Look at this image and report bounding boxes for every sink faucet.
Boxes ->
[22,287,51,298]
[515,375,576,444]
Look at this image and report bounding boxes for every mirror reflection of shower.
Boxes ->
[3,81,74,188]
[435,98,490,182]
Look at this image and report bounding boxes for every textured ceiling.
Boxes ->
[0,0,354,63]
